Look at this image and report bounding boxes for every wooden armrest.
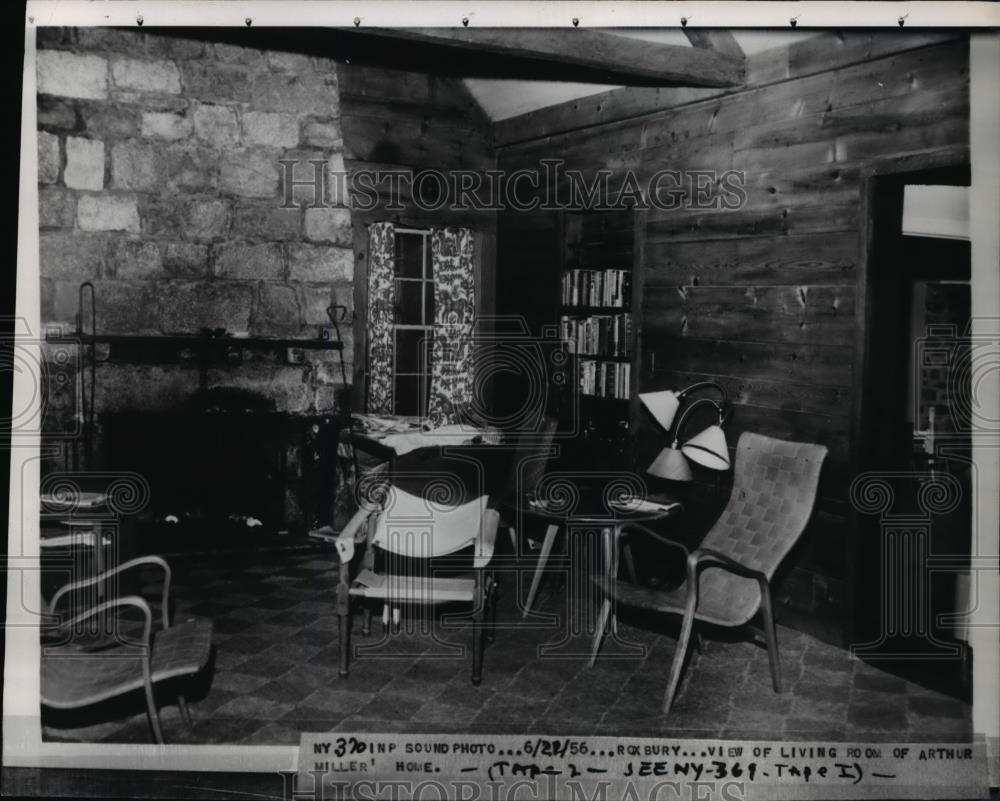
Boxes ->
[47,595,153,652]
[615,523,690,560]
[50,556,171,630]
[474,508,500,569]
[686,547,769,587]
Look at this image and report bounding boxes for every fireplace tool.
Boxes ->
[326,304,360,478]
[77,282,97,470]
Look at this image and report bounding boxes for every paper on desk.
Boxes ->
[378,424,501,455]
[609,497,680,514]
[352,414,420,434]
[379,430,476,455]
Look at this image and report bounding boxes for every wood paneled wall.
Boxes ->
[337,63,497,408]
[496,33,970,639]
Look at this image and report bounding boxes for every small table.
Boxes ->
[512,491,684,618]
[40,492,114,600]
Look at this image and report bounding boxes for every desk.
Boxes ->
[510,491,683,618]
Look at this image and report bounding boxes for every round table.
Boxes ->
[507,488,684,617]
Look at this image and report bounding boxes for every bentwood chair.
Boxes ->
[41,556,214,743]
[328,470,500,685]
[590,432,827,712]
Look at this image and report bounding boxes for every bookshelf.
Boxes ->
[555,208,642,468]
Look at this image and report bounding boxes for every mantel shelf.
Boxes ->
[44,333,344,351]
[561,305,632,315]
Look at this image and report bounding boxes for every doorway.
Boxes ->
[851,160,972,699]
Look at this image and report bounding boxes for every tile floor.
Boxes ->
[41,545,973,746]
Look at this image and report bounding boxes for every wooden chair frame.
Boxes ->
[328,490,500,685]
[42,556,211,744]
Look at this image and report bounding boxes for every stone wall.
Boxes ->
[37,27,354,423]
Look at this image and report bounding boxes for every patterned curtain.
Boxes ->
[366,222,395,414]
[427,227,476,427]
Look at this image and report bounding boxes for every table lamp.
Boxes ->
[639,382,731,481]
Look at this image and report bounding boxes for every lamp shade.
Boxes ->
[639,390,681,431]
[681,425,730,470]
[646,445,693,482]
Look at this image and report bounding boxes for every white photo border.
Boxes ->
[7,0,1000,784]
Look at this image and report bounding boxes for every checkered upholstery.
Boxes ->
[612,432,826,626]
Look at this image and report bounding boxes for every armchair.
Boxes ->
[41,555,213,743]
[590,432,827,712]
[320,467,500,685]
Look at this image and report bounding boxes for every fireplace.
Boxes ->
[101,386,343,551]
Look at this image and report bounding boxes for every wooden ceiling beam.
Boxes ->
[348,28,746,88]
[683,30,745,62]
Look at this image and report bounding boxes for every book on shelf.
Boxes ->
[561,269,631,309]
[577,359,631,399]
[560,313,633,358]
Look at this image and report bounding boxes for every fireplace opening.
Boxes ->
[101,386,341,554]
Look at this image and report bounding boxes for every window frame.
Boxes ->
[391,227,434,418]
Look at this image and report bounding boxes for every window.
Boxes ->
[392,229,434,417]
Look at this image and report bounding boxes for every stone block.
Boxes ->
[104,237,162,279]
[183,199,231,243]
[37,131,60,184]
[242,111,299,149]
[288,244,353,282]
[265,51,315,73]
[79,102,140,140]
[38,97,78,131]
[94,364,198,414]
[327,152,348,205]
[110,92,189,114]
[111,142,160,191]
[39,232,104,279]
[232,199,301,241]
[111,58,182,94]
[212,42,264,66]
[302,119,343,149]
[138,196,184,239]
[145,33,206,60]
[219,150,280,198]
[162,146,218,191]
[36,27,75,50]
[303,207,352,246]
[314,349,356,386]
[312,56,340,76]
[37,50,108,100]
[179,62,252,103]
[213,242,284,280]
[277,156,330,209]
[158,281,254,335]
[193,104,240,147]
[97,281,160,334]
[162,242,209,277]
[252,284,302,336]
[38,188,77,229]
[77,194,140,233]
[75,27,150,56]
[141,111,193,141]
[63,136,105,191]
[251,73,339,116]
[298,282,354,326]
[204,364,314,414]
[40,279,81,326]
